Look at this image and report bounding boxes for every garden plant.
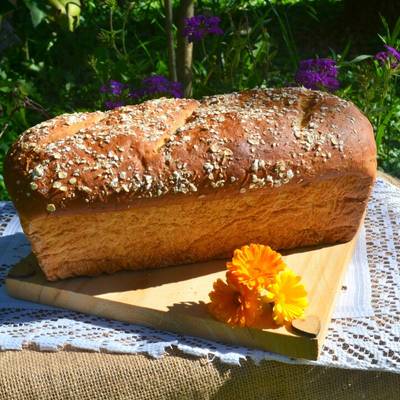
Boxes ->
[0,0,399,200]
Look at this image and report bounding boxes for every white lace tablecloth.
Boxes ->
[0,178,399,372]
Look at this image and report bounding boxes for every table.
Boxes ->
[0,350,399,399]
[0,172,399,400]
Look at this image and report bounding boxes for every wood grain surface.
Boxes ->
[5,232,358,360]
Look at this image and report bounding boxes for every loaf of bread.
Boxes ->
[4,88,377,280]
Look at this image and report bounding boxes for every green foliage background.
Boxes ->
[0,0,399,199]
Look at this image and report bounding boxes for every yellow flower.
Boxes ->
[227,244,286,289]
[262,268,308,326]
[208,275,263,327]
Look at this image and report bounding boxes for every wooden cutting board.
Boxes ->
[5,235,357,360]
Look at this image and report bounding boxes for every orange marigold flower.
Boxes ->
[262,268,308,326]
[208,275,262,327]
[227,244,286,289]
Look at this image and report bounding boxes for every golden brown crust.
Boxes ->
[4,87,377,221]
[22,174,372,281]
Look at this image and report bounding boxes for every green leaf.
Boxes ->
[344,55,372,65]
[66,1,81,31]
[48,0,81,32]
[23,0,47,27]
[376,105,399,148]
[15,108,29,129]
[351,55,372,62]
[0,86,12,93]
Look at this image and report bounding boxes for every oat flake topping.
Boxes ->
[6,87,365,214]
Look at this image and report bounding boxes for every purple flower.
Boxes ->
[100,80,128,110]
[375,51,388,64]
[385,45,400,60]
[375,45,400,68]
[295,58,340,91]
[100,75,183,110]
[104,100,125,110]
[130,75,183,100]
[183,15,223,42]
[100,80,125,96]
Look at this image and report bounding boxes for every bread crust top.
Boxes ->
[4,87,377,219]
